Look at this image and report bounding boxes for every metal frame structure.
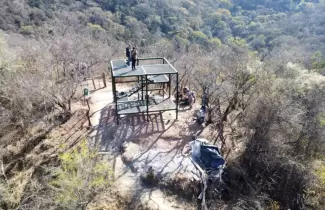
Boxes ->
[110,57,179,125]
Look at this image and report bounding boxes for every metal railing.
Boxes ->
[137,57,166,66]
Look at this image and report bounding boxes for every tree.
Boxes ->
[190,31,209,45]
[190,47,256,147]
[0,159,10,209]
[50,140,113,210]
[46,16,119,112]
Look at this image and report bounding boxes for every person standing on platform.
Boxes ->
[131,46,137,70]
[126,45,131,66]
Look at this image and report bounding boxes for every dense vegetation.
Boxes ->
[2,0,325,59]
[1,0,325,209]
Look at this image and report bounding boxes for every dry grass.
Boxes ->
[87,190,149,210]
[1,109,90,209]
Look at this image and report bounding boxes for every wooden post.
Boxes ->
[103,73,107,87]
[92,78,96,90]
[86,99,92,127]
[86,98,91,110]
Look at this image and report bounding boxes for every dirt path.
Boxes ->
[86,83,213,209]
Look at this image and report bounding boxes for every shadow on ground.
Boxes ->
[89,104,180,153]
[87,101,209,209]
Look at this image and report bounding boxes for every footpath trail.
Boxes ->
[86,82,209,209]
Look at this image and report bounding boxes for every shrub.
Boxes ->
[19,26,34,35]
[50,140,113,209]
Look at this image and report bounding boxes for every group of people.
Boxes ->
[181,87,208,124]
[175,86,207,124]
[180,87,196,107]
[126,45,138,71]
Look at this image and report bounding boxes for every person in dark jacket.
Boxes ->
[126,45,131,66]
[131,46,137,70]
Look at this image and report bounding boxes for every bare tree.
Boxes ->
[187,47,256,147]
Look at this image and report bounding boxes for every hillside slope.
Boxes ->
[2,0,325,61]
[1,1,325,210]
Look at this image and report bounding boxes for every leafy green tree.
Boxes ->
[190,30,209,45]
[219,0,234,9]
[215,8,232,18]
[250,34,266,50]
[19,26,34,35]
[311,51,325,73]
[209,37,222,46]
[227,36,248,47]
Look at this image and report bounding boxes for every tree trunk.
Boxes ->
[102,73,107,87]
[305,136,314,157]
[207,108,213,124]
[63,65,66,77]
[222,92,238,122]
[68,99,71,111]
[213,99,226,148]
[92,79,96,90]
[295,132,305,154]
[218,123,225,148]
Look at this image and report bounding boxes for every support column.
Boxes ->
[137,76,140,101]
[145,75,149,122]
[168,74,171,99]
[176,73,179,120]
[112,77,119,125]
[162,83,165,98]
[110,63,114,99]
[112,78,115,102]
[141,76,144,101]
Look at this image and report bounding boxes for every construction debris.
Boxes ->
[188,137,226,210]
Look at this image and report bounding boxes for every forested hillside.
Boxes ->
[2,0,325,60]
[1,0,325,210]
